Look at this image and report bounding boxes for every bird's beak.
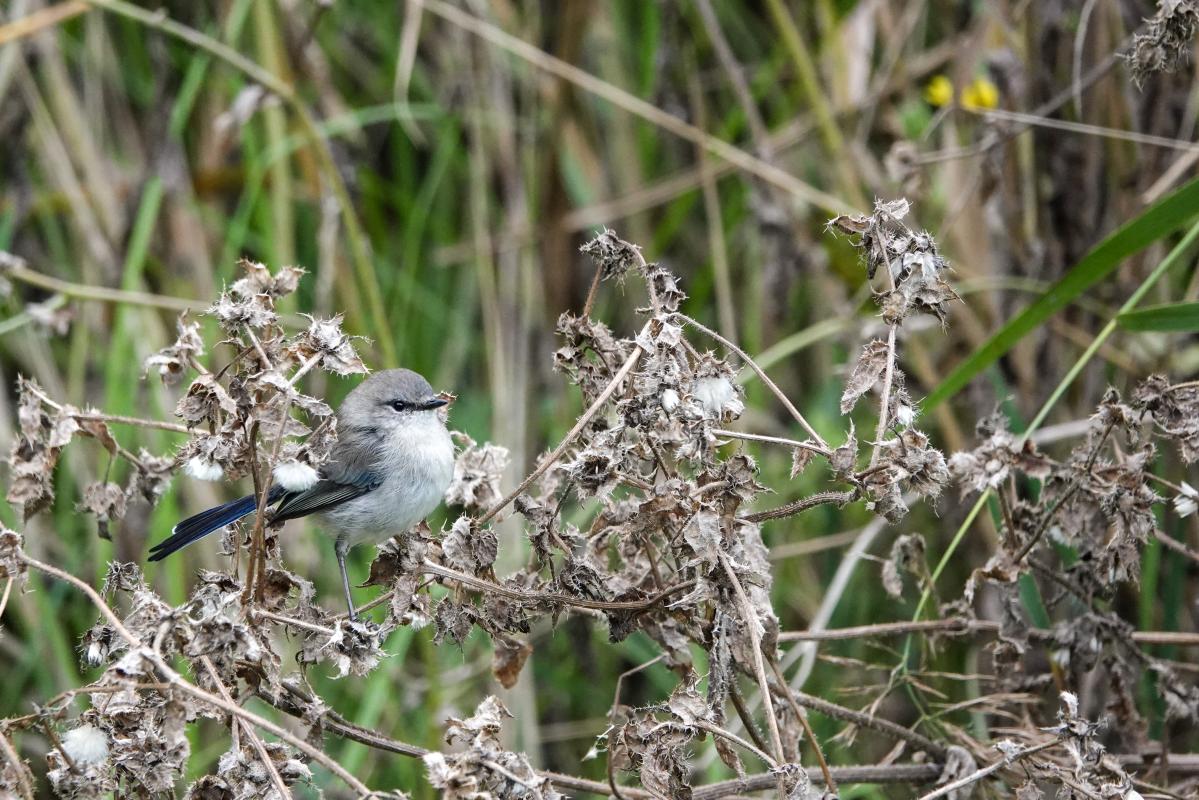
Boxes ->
[419,395,451,410]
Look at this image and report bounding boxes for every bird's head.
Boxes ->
[339,368,451,434]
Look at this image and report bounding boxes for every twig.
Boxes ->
[477,324,647,526]
[768,656,835,792]
[691,763,943,797]
[608,655,666,800]
[779,618,971,642]
[915,739,1059,800]
[716,550,787,793]
[693,720,778,769]
[781,617,1199,647]
[0,2,87,45]
[199,656,291,800]
[252,608,337,637]
[728,682,770,756]
[711,428,828,455]
[1014,420,1113,564]
[785,686,947,758]
[23,382,191,434]
[679,315,828,449]
[743,490,856,524]
[1155,528,1199,565]
[5,261,197,313]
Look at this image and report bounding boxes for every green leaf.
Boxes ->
[1117,301,1199,332]
[923,174,1199,411]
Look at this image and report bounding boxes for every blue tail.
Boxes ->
[148,486,285,562]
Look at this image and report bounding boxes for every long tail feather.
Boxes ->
[148,487,284,561]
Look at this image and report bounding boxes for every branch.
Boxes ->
[692,720,778,769]
[778,617,1199,647]
[691,763,942,798]
[916,739,1059,800]
[716,551,787,791]
[743,490,856,524]
[785,686,947,759]
[199,656,291,800]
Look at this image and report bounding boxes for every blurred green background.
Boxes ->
[2,0,1198,796]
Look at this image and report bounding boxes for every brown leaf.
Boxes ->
[840,339,889,414]
[492,635,533,689]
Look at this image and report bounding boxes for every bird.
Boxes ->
[148,368,455,619]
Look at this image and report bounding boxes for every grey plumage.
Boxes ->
[155,368,455,618]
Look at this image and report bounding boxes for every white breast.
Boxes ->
[319,417,455,548]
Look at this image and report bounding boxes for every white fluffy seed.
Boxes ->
[184,457,223,481]
[693,376,741,419]
[61,724,109,765]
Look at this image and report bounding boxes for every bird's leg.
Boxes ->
[335,537,357,621]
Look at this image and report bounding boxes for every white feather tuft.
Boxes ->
[273,460,320,491]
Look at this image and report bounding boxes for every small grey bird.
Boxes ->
[149,369,455,619]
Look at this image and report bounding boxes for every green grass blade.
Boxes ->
[923,174,1199,410]
[1117,301,1199,332]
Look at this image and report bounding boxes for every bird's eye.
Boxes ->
[388,400,411,412]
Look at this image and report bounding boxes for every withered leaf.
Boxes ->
[841,338,889,414]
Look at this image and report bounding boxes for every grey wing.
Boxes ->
[269,426,383,523]
[269,474,382,523]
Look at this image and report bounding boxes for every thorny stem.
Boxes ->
[712,428,830,456]
[39,718,74,772]
[728,681,771,756]
[768,656,836,793]
[582,256,605,319]
[915,739,1060,800]
[692,720,778,769]
[678,314,828,449]
[477,323,648,526]
[200,656,292,800]
[23,381,191,434]
[715,551,787,789]
[18,552,374,797]
[785,685,947,758]
[743,490,856,524]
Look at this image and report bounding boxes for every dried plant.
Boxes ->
[1,213,1197,800]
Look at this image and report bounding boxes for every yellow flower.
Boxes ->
[961,77,999,110]
[924,74,954,107]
